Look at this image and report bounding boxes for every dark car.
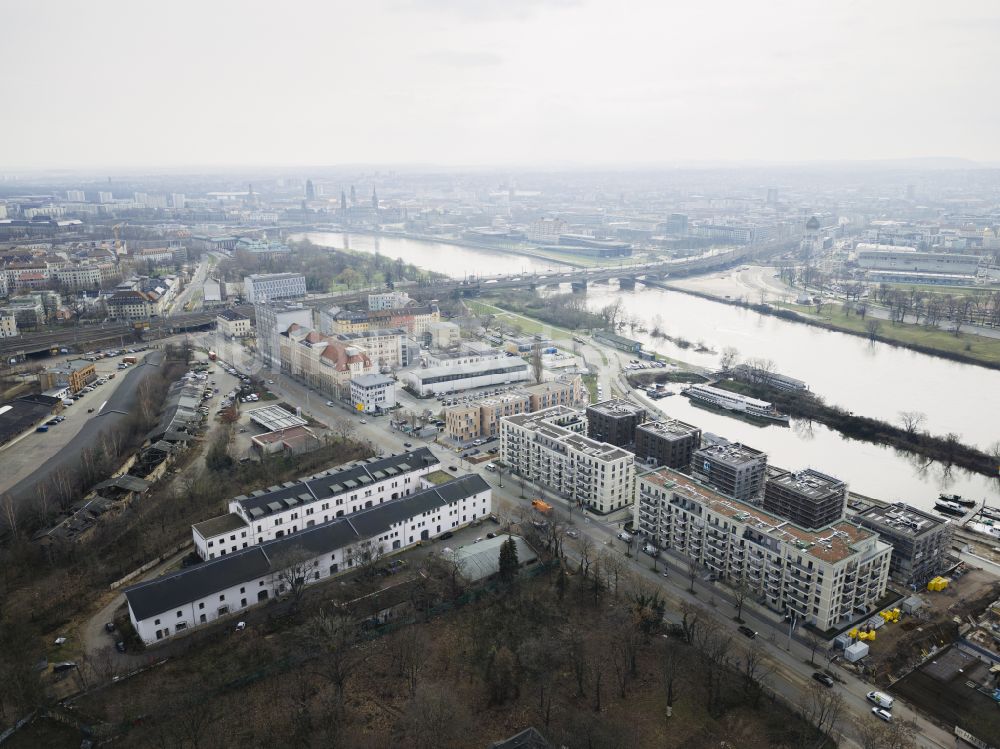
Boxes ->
[87,408,95,413]
[440,531,454,540]
[737,625,757,639]
[486,532,496,539]
[812,672,834,687]
[104,622,115,633]
[403,441,413,448]
[448,465,458,471]
[115,641,126,653]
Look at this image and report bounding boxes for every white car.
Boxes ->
[359,419,367,424]
[871,708,892,723]
[326,400,335,407]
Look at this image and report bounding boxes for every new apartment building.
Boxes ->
[367,290,411,310]
[501,406,635,514]
[130,473,491,643]
[763,468,847,530]
[854,502,951,587]
[634,419,702,469]
[192,448,440,559]
[243,273,306,304]
[691,441,767,502]
[586,399,647,447]
[634,468,892,631]
[255,302,313,368]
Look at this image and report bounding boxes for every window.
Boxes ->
[177,611,183,617]
[154,618,160,625]
[219,594,225,601]
[198,602,205,610]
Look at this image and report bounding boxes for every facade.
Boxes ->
[403,356,529,397]
[129,473,491,643]
[367,290,411,310]
[243,273,307,304]
[586,399,647,447]
[444,392,531,444]
[854,503,951,587]
[426,321,461,349]
[634,419,702,469]
[192,448,441,558]
[320,303,440,337]
[691,441,767,502]
[38,359,96,394]
[0,313,16,338]
[216,308,251,339]
[763,468,847,530]
[53,264,103,290]
[106,290,156,320]
[501,406,636,514]
[525,375,588,411]
[255,302,313,368]
[280,324,374,400]
[331,328,407,369]
[855,245,981,276]
[634,468,893,631]
[350,373,396,414]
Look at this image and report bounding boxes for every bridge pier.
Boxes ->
[617,276,636,290]
[571,280,588,293]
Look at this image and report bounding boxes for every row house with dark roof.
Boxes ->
[192,448,440,559]
[127,473,491,643]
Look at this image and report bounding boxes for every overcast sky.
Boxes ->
[3,0,999,169]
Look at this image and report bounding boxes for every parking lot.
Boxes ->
[0,348,145,495]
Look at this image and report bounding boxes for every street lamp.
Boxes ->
[786,611,798,651]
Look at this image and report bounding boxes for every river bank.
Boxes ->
[662,283,1000,371]
[713,378,1000,480]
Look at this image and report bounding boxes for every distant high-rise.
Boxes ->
[133,192,148,205]
[305,179,316,201]
[340,191,347,211]
[371,189,378,211]
[66,190,85,202]
[97,191,113,204]
[350,185,356,204]
[766,187,779,205]
[171,193,186,210]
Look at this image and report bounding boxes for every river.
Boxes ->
[298,231,1000,509]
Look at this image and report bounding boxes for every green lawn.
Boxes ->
[464,299,575,340]
[780,303,1000,366]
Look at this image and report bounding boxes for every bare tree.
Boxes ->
[741,643,772,708]
[866,319,881,342]
[396,681,472,749]
[802,682,845,747]
[530,342,544,384]
[274,550,314,608]
[305,609,369,717]
[803,627,826,666]
[660,641,687,719]
[731,573,752,623]
[899,411,927,437]
[719,346,740,373]
[388,625,427,697]
[686,555,699,593]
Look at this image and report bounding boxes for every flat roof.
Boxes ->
[693,441,766,466]
[587,399,646,418]
[767,468,845,500]
[855,502,947,538]
[637,418,702,439]
[217,308,248,322]
[193,513,250,538]
[642,467,879,565]
[247,405,307,431]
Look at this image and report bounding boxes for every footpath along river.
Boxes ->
[297,231,1000,510]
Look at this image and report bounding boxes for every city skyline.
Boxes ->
[3,0,1000,169]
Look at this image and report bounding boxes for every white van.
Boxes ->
[866,691,893,710]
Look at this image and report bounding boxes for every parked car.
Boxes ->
[87,408,95,413]
[448,465,458,471]
[486,532,496,539]
[440,531,454,540]
[403,441,413,448]
[326,400,335,406]
[104,622,115,633]
[616,531,633,543]
[812,672,834,687]
[359,419,367,424]
[565,529,580,539]
[871,708,892,723]
[115,641,127,653]
[737,625,757,639]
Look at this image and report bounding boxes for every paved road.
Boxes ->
[3,350,165,512]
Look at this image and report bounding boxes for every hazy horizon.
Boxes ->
[3,0,1000,170]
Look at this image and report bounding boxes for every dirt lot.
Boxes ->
[866,568,1000,684]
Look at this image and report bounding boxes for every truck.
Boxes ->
[122,355,138,364]
[531,499,553,513]
[208,351,217,361]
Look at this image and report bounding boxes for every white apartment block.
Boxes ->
[501,406,636,514]
[0,314,17,338]
[331,328,408,369]
[128,473,491,644]
[404,355,530,397]
[368,290,411,310]
[634,467,892,631]
[243,272,307,304]
[53,264,102,289]
[350,373,396,414]
[192,448,440,559]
